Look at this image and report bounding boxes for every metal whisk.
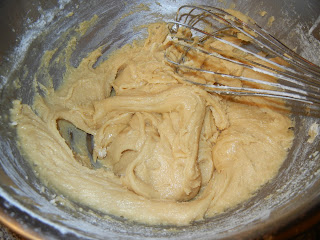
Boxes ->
[165,5,320,106]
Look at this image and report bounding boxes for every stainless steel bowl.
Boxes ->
[1,0,320,239]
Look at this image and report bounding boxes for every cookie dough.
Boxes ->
[11,23,293,225]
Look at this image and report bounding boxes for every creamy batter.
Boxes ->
[11,23,293,225]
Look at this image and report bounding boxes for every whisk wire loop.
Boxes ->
[165,5,320,106]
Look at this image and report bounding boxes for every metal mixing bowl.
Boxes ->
[0,0,320,239]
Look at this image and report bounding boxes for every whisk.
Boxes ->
[165,5,320,106]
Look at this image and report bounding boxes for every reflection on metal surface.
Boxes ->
[309,15,320,42]
[0,208,42,240]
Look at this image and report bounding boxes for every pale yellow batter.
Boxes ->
[11,23,293,225]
